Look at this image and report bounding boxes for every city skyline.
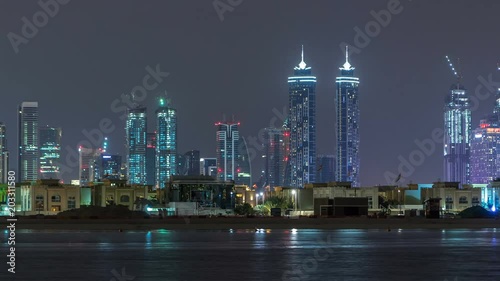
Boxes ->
[2,1,500,186]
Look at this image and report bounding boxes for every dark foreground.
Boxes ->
[1,228,499,281]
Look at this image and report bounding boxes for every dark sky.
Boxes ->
[1,0,499,185]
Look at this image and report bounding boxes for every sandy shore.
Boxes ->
[7,217,500,230]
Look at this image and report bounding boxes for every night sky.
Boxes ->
[1,0,499,185]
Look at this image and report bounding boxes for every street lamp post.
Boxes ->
[256,194,259,206]
[260,192,264,205]
[398,189,402,215]
[291,190,297,212]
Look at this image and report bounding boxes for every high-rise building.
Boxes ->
[335,47,360,187]
[264,127,288,189]
[126,106,147,185]
[316,155,335,183]
[39,126,61,179]
[79,147,101,186]
[146,132,156,186]
[101,154,122,180]
[444,85,471,185]
[200,158,217,177]
[0,122,8,183]
[18,102,39,182]
[237,137,252,186]
[216,121,239,182]
[156,98,177,189]
[287,46,316,187]
[185,150,200,176]
[470,80,500,184]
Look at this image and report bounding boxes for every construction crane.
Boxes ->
[445,55,464,89]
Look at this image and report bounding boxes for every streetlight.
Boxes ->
[398,189,402,215]
[256,194,259,205]
[291,190,297,212]
[260,192,264,204]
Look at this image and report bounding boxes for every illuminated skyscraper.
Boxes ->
[0,122,8,183]
[185,150,200,176]
[335,47,360,187]
[146,132,156,186]
[101,154,122,180]
[264,127,288,189]
[443,56,471,185]
[126,106,147,185]
[287,46,316,187]
[79,147,101,186]
[39,126,61,179]
[316,155,335,183]
[216,121,239,182]
[18,102,39,182]
[155,98,177,189]
[237,137,252,186]
[470,74,500,184]
[200,158,217,177]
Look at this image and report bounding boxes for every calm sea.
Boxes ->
[1,228,499,280]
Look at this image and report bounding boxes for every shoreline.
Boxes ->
[7,217,500,230]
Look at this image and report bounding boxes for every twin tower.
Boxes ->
[287,46,360,187]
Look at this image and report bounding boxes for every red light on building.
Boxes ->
[480,123,490,128]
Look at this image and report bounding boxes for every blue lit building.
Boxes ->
[200,158,217,177]
[444,84,471,185]
[39,126,61,179]
[0,122,8,183]
[287,46,316,187]
[156,98,177,189]
[470,82,500,184]
[216,121,239,182]
[335,48,360,187]
[316,155,335,183]
[126,106,147,185]
[146,132,156,186]
[101,154,122,180]
[18,102,39,182]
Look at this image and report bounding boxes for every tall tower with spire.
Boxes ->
[443,56,471,186]
[335,47,360,186]
[287,45,317,187]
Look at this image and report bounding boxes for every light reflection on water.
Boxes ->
[1,228,498,280]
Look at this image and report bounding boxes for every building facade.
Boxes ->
[335,48,360,187]
[0,122,8,183]
[18,102,39,182]
[216,121,239,182]
[39,126,62,179]
[146,132,156,186]
[155,98,177,189]
[236,137,252,187]
[444,83,471,185]
[101,154,122,180]
[126,107,147,185]
[79,147,101,186]
[316,155,335,183]
[470,120,500,184]
[287,46,316,187]
[185,150,200,176]
[264,127,288,189]
[200,158,217,177]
